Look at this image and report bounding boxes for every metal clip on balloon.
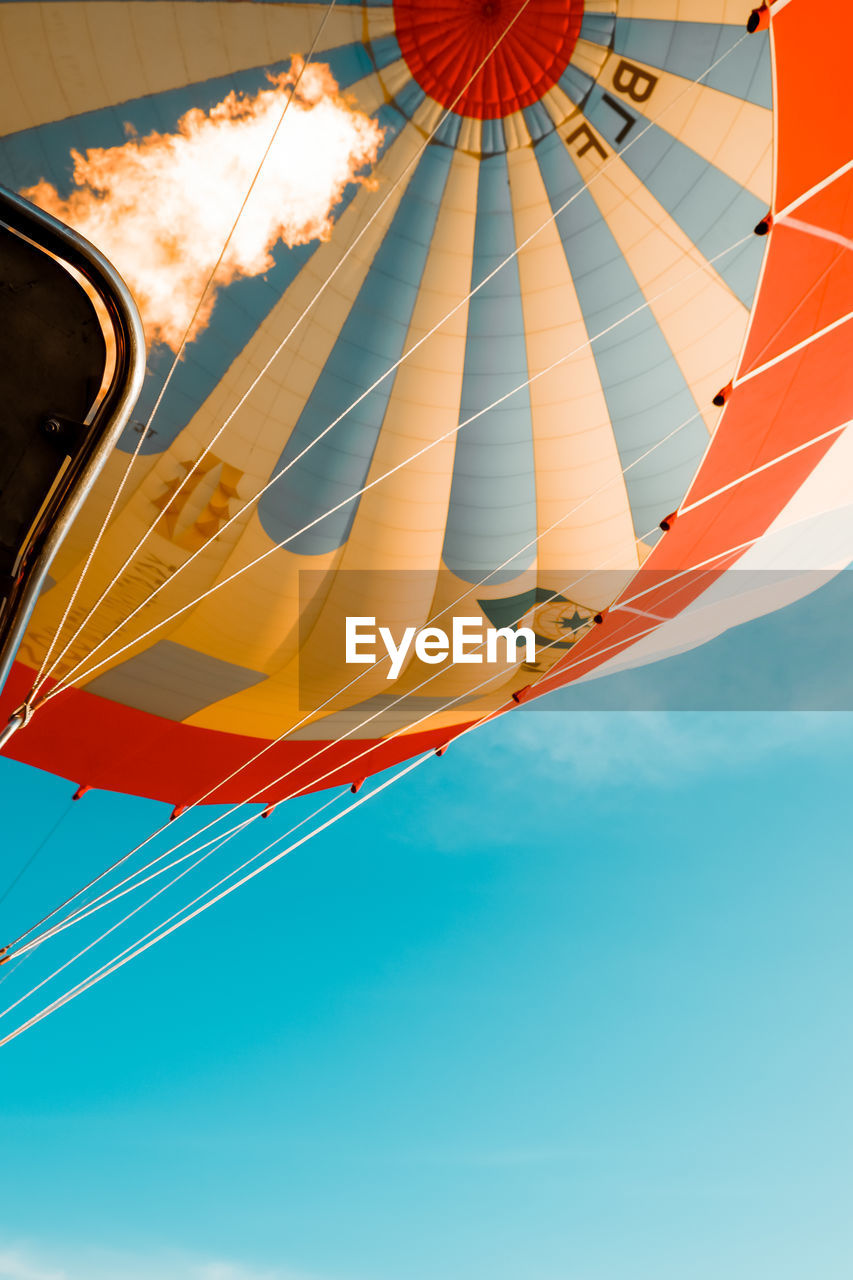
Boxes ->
[0,702,32,750]
[747,4,770,33]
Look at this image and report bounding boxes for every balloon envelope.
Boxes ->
[0,0,850,805]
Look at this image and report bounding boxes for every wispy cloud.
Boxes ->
[479,709,853,790]
[0,1242,332,1280]
[0,1248,64,1280]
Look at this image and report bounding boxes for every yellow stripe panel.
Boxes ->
[570,121,753,434]
[376,57,415,103]
[618,1,755,22]
[0,2,366,135]
[457,117,482,156]
[572,36,614,84]
[166,96,416,532]
[411,94,445,140]
[365,4,397,43]
[539,84,579,132]
[342,148,479,574]
[31,107,420,718]
[189,146,483,734]
[293,149,481,717]
[599,50,772,202]
[169,119,430,675]
[507,147,641,598]
[502,111,532,152]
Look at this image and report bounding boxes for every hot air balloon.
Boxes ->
[0,0,850,820]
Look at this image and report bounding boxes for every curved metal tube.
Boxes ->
[0,183,146,700]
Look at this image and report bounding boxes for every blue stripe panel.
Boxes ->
[85,640,265,722]
[316,41,376,90]
[522,101,554,143]
[0,44,382,191]
[368,34,403,70]
[613,19,772,109]
[435,112,463,149]
[442,153,537,584]
[481,118,505,155]
[393,78,426,120]
[257,143,454,555]
[579,12,617,49]
[558,64,595,109]
[535,132,709,539]
[583,84,767,308]
[0,59,402,458]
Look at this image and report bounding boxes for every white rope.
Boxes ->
[0,789,348,1032]
[14,396,848,988]
[9,502,667,965]
[30,0,535,700]
[776,215,853,254]
[34,29,749,703]
[613,495,853,616]
[10,231,806,967]
[3,29,763,966]
[3,550,627,1045]
[10,809,264,960]
[678,418,849,518]
[4,466,827,1042]
[521,496,852,696]
[6,386,709,964]
[10,511,716,1045]
[742,238,850,374]
[31,0,342,697]
[0,762,422,1047]
[12,791,353,1020]
[776,158,853,221]
[11,252,763,955]
[733,308,853,388]
[45,232,752,698]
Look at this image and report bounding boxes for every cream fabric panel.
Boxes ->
[508,145,640,602]
[0,2,365,135]
[573,129,752,435]
[599,50,772,202]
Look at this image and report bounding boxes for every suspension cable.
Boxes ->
[31,29,750,703]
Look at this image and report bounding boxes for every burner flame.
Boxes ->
[24,60,384,350]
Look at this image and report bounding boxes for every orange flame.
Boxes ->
[23,61,385,350]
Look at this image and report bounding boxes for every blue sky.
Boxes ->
[1,590,853,1280]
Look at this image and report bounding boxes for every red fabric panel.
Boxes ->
[393,0,582,119]
[536,315,853,698]
[533,551,745,697]
[772,0,853,211]
[684,321,852,506]
[741,171,853,373]
[0,662,457,806]
[534,2,853,701]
